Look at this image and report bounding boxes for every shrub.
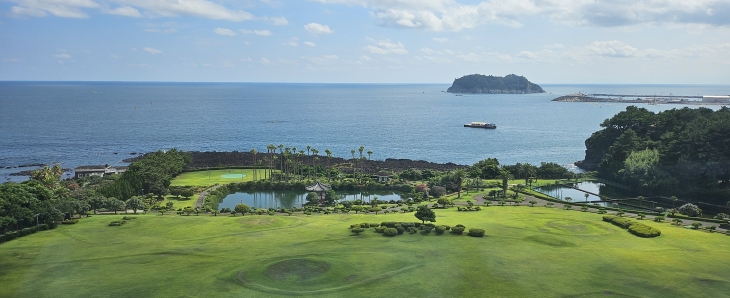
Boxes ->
[455,224,465,228]
[396,226,405,234]
[421,227,432,235]
[108,221,124,226]
[19,228,32,236]
[351,228,365,235]
[360,223,369,228]
[628,224,661,238]
[407,227,418,234]
[383,228,398,237]
[38,224,49,231]
[350,224,359,229]
[381,222,390,227]
[435,226,446,234]
[370,223,380,228]
[62,219,79,225]
[678,203,702,217]
[654,216,665,222]
[451,226,465,235]
[122,216,137,220]
[468,228,485,237]
[375,226,387,233]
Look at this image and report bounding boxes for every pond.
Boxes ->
[216,191,406,210]
[534,181,645,209]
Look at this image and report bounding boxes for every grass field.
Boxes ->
[170,169,260,186]
[1,207,729,297]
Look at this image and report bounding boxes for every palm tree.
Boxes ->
[498,167,513,198]
[350,149,356,181]
[564,197,573,203]
[454,169,467,199]
[671,196,678,207]
[250,148,258,180]
[584,193,589,203]
[325,149,332,182]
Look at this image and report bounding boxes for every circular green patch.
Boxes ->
[264,259,331,281]
[535,219,614,236]
[220,174,246,179]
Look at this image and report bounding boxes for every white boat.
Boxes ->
[464,122,497,129]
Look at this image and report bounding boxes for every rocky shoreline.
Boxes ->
[126,151,467,173]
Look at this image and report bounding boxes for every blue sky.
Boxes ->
[1,0,729,83]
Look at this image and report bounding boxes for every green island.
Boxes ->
[1,107,730,297]
[447,74,545,94]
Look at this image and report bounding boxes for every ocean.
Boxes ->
[1,82,728,182]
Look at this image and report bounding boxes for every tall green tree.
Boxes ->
[414,205,436,224]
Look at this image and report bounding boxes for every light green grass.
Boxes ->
[1,207,729,297]
[171,169,259,186]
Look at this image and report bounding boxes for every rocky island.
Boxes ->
[447,74,545,94]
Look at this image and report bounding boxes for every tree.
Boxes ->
[437,198,449,208]
[529,200,537,207]
[678,203,702,217]
[673,218,683,225]
[159,208,167,216]
[691,222,702,230]
[234,204,251,216]
[125,197,146,214]
[306,192,320,205]
[183,206,195,216]
[584,193,589,202]
[352,205,362,214]
[351,227,365,235]
[671,196,678,207]
[498,167,513,197]
[414,205,436,224]
[564,197,572,203]
[454,169,467,199]
[636,196,645,207]
[180,189,194,200]
[89,195,106,214]
[105,198,125,214]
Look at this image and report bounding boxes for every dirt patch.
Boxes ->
[523,235,577,247]
[264,259,331,281]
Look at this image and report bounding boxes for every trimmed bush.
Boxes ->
[603,215,660,238]
[468,228,485,237]
[383,228,398,237]
[62,219,79,225]
[351,228,365,235]
[395,226,405,235]
[455,224,465,228]
[451,226,465,235]
[122,216,137,220]
[38,224,49,231]
[628,224,661,238]
[375,226,387,233]
[360,223,369,228]
[369,223,380,228]
[435,226,446,234]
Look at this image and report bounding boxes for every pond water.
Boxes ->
[536,181,607,203]
[216,191,406,210]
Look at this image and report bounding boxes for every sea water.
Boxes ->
[1,82,728,181]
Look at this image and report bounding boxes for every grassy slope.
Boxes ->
[1,207,729,298]
[170,169,258,186]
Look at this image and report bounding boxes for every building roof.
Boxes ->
[373,172,393,177]
[305,181,331,192]
[75,165,108,170]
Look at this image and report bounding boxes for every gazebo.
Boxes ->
[305,181,332,204]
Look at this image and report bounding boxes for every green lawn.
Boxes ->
[1,207,729,297]
[171,169,261,186]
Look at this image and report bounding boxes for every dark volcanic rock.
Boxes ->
[129,151,466,173]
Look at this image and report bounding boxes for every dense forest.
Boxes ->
[578,106,730,204]
[446,74,545,94]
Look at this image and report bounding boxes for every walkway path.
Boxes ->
[195,185,222,208]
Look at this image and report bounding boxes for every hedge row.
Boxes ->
[603,215,661,238]
[349,222,485,237]
[666,214,727,224]
[0,223,56,245]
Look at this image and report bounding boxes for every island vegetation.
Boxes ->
[446,74,545,94]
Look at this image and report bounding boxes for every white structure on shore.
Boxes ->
[74,164,127,178]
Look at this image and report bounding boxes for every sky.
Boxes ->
[1,0,729,83]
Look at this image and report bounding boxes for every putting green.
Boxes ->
[221,174,246,179]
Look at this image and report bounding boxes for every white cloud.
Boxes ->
[432,37,449,43]
[364,39,407,55]
[359,55,371,61]
[144,28,177,33]
[283,37,298,46]
[304,22,333,34]
[11,0,99,18]
[543,43,565,49]
[114,0,254,21]
[260,58,272,65]
[143,47,162,54]
[270,16,288,26]
[518,51,537,59]
[214,28,236,36]
[53,53,71,59]
[302,54,341,65]
[420,47,434,54]
[586,40,639,57]
[104,6,142,18]
[315,0,730,31]
[240,29,272,36]
[304,41,317,47]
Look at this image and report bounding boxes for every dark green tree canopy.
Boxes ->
[447,74,545,94]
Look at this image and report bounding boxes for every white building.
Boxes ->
[702,95,730,103]
[74,164,127,178]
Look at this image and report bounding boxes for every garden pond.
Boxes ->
[217,191,406,210]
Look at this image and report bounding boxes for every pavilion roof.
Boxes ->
[305,181,331,192]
